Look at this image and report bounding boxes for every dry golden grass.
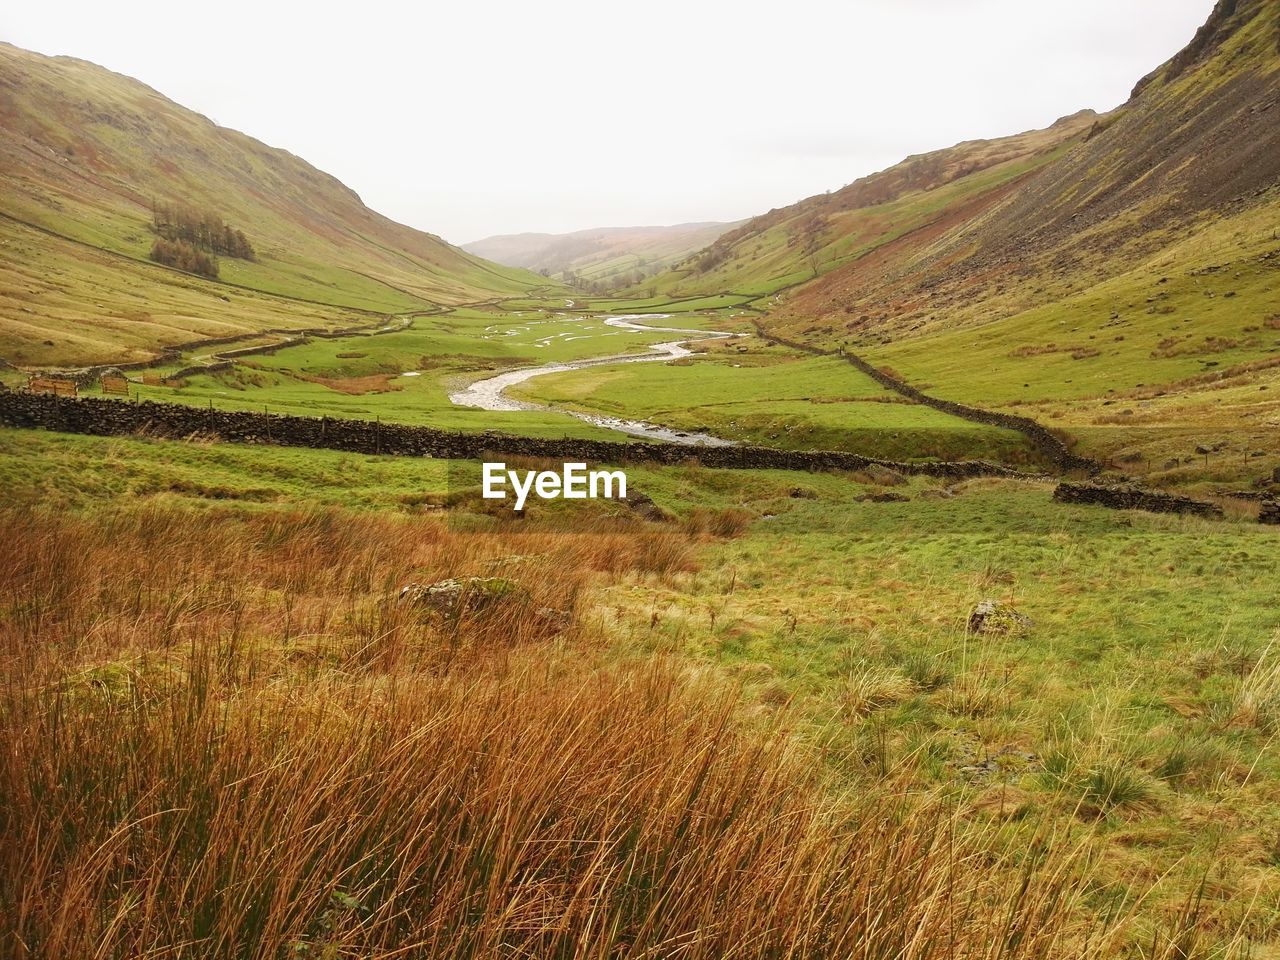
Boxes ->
[0,504,1186,958]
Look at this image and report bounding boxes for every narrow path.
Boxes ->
[448,315,741,447]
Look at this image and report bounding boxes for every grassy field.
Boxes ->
[3,423,1279,956]
[628,473,1280,951]
[87,305,704,440]
[512,335,1037,462]
[0,502,1098,959]
[18,291,1021,462]
[35,298,1048,462]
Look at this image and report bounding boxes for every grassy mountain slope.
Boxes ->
[771,0,1280,347]
[465,221,737,290]
[635,113,1099,301]
[632,0,1278,472]
[0,43,556,366]
[810,0,1280,471]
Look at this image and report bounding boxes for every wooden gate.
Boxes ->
[28,376,77,397]
[100,375,130,396]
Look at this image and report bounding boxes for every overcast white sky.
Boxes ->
[6,0,1215,245]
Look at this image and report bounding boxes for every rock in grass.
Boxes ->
[853,492,910,503]
[398,576,524,617]
[967,600,1032,636]
[624,489,673,523]
[860,464,906,487]
[1260,501,1280,526]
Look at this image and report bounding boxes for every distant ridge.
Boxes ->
[465,221,738,292]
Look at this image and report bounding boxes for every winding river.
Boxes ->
[448,315,740,447]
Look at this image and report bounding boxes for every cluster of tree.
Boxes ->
[150,201,256,260]
[149,237,219,279]
[560,266,664,297]
[695,244,730,274]
[795,213,830,277]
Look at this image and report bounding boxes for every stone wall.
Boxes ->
[1053,481,1224,519]
[752,323,1100,474]
[213,339,307,361]
[6,315,404,388]
[164,360,236,381]
[839,352,1100,474]
[56,355,179,387]
[0,392,1033,480]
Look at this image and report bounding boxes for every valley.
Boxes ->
[2,1,1279,957]
[448,312,743,446]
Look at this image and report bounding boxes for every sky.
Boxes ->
[5,0,1216,245]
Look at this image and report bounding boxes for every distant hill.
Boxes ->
[464,222,738,293]
[0,43,555,366]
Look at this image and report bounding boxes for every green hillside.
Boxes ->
[0,43,559,366]
[770,0,1280,348]
[814,0,1280,472]
[619,0,1280,474]
[631,113,1099,302]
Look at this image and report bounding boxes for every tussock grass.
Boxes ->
[0,504,1116,958]
[1036,700,1162,818]
[682,505,756,539]
[841,664,918,717]
[1223,637,1280,733]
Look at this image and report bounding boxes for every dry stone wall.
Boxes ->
[752,323,1100,474]
[0,392,1031,480]
[1053,481,1224,518]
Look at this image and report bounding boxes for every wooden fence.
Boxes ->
[100,375,130,396]
[28,376,77,398]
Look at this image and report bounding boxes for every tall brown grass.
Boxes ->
[0,504,1114,958]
